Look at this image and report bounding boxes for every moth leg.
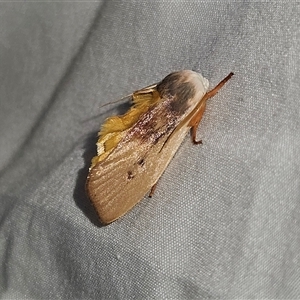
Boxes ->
[189,72,234,145]
[190,101,206,145]
[149,182,158,198]
[205,72,234,101]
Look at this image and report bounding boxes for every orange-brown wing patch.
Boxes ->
[90,88,160,168]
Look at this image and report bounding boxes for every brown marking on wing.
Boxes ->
[126,98,180,146]
[127,171,134,180]
[137,158,145,166]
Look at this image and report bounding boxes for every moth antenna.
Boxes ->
[98,93,133,109]
[98,82,158,110]
[82,94,133,123]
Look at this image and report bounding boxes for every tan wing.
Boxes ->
[86,119,191,224]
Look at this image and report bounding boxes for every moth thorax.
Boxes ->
[157,70,209,115]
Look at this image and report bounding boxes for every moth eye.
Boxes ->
[137,158,145,166]
[127,171,134,180]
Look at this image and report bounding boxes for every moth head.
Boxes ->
[157,70,209,114]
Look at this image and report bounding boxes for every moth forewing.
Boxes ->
[86,126,191,225]
[86,70,233,224]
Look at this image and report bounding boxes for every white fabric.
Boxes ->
[1,2,299,299]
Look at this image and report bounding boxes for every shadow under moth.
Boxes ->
[86,70,233,224]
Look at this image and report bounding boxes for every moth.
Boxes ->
[86,70,233,224]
